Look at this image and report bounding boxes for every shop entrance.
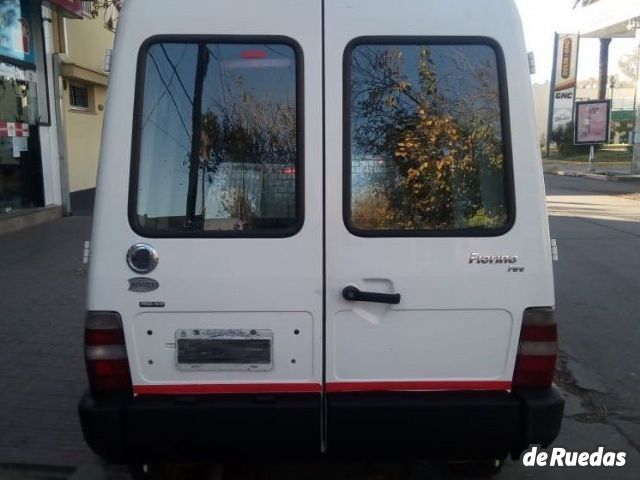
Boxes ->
[0,71,43,214]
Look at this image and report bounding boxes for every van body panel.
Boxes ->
[81,0,562,462]
[332,309,513,381]
[88,0,324,391]
[323,0,554,390]
[131,312,316,385]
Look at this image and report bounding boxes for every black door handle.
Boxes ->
[342,286,401,305]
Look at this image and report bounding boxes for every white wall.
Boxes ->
[532,82,551,147]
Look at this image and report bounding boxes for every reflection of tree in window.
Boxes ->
[136,43,298,234]
[195,54,297,230]
[350,44,508,232]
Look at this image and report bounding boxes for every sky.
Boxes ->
[514,0,638,85]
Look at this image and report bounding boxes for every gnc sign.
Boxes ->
[550,33,579,131]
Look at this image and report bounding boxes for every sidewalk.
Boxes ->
[543,159,640,182]
[0,216,95,468]
[2,195,640,479]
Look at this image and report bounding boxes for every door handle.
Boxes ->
[342,286,401,305]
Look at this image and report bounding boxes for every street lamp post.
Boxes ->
[609,75,616,103]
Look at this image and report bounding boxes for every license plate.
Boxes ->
[176,329,273,371]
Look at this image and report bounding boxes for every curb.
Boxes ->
[544,169,640,183]
[0,206,64,237]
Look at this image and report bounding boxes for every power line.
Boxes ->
[142,46,188,130]
[148,51,192,141]
[160,44,194,105]
[146,118,190,153]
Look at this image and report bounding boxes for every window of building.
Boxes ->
[82,1,94,17]
[131,39,303,237]
[345,39,513,236]
[0,77,42,214]
[69,83,90,110]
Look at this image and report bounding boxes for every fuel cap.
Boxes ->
[127,243,159,274]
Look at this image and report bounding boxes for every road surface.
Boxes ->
[1,174,639,479]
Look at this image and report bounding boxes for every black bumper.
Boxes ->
[79,388,563,463]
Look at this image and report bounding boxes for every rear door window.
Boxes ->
[345,40,513,236]
[131,39,302,237]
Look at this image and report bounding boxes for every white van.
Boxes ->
[79,0,563,471]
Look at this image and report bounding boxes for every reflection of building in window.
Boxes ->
[69,83,90,110]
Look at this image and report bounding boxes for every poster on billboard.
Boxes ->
[0,0,35,68]
[550,33,580,132]
[574,100,611,145]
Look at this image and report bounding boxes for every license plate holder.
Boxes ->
[176,329,273,371]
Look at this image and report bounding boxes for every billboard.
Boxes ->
[574,100,611,145]
[0,0,36,68]
[550,34,580,132]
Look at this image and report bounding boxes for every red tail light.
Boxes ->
[85,312,132,395]
[512,308,558,389]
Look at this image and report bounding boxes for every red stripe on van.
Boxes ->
[134,383,322,395]
[325,381,511,393]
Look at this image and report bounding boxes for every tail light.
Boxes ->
[85,311,132,395]
[512,307,558,389]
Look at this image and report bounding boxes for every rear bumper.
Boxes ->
[327,389,564,460]
[79,387,563,463]
[79,392,322,463]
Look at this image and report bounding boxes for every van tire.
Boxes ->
[127,463,218,480]
[445,458,505,477]
[127,463,164,480]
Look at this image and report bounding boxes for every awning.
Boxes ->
[61,62,109,86]
[45,0,83,19]
[571,0,640,38]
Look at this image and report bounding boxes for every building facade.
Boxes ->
[0,0,114,233]
[52,2,114,210]
[0,0,57,221]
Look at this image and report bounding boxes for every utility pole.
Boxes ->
[185,44,209,227]
[633,30,640,174]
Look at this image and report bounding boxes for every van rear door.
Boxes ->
[93,0,324,403]
[323,0,553,397]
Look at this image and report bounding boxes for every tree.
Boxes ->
[618,52,638,83]
[146,42,298,229]
[350,45,506,231]
[185,52,297,227]
[194,81,297,226]
[86,0,123,31]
